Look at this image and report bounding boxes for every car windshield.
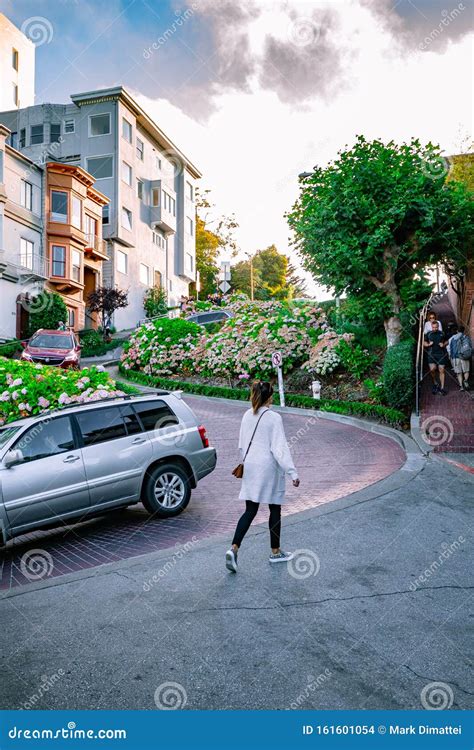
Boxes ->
[0,426,20,450]
[29,334,73,350]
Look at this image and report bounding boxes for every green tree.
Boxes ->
[143,286,168,318]
[287,136,474,346]
[26,291,68,336]
[285,262,307,298]
[230,259,262,298]
[253,245,288,299]
[193,190,239,299]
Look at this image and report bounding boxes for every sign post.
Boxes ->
[219,261,231,297]
[271,351,285,407]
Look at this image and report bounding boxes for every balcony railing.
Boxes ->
[14,253,48,279]
[84,233,107,257]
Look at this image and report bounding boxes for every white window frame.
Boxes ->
[139,262,150,286]
[136,137,144,161]
[122,118,132,143]
[86,154,114,180]
[20,238,34,269]
[71,248,82,281]
[12,48,19,71]
[186,252,194,272]
[63,118,75,134]
[116,249,128,275]
[186,181,194,201]
[121,207,133,232]
[186,216,194,235]
[71,195,82,230]
[88,113,111,138]
[121,160,132,186]
[137,179,144,200]
[20,180,33,211]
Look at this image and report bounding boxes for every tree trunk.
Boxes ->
[384,315,403,347]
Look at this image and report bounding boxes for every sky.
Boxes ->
[1,0,473,297]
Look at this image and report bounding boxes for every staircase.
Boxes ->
[419,294,474,453]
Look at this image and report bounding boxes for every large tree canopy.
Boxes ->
[287,136,473,345]
[231,245,306,300]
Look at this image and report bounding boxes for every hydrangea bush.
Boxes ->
[0,358,126,426]
[121,298,362,381]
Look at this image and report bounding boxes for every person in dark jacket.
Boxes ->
[424,320,449,395]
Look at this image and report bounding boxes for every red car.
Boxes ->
[21,329,82,369]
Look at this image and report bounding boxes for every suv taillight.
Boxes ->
[198,425,209,448]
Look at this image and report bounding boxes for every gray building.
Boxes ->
[0,123,45,341]
[0,87,200,329]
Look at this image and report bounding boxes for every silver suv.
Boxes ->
[0,393,217,545]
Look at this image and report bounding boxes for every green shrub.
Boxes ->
[382,341,414,410]
[26,291,68,337]
[144,286,168,318]
[79,329,108,356]
[0,340,23,359]
[119,366,406,428]
[336,340,377,379]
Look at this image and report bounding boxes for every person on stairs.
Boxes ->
[448,325,472,391]
[424,319,449,395]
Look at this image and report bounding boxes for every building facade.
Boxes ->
[0,87,201,329]
[0,124,45,340]
[0,13,35,113]
[45,162,109,331]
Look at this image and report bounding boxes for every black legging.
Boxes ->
[232,501,281,549]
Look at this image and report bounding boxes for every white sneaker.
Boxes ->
[225,548,238,573]
[269,550,294,564]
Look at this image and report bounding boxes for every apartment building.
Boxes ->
[0,124,45,340]
[45,162,109,330]
[0,13,35,112]
[0,87,201,329]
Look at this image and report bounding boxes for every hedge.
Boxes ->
[382,340,415,411]
[119,366,407,428]
[0,339,23,359]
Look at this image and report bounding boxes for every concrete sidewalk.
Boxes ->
[0,456,472,711]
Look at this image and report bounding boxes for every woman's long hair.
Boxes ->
[251,380,273,414]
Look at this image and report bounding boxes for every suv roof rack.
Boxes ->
[17,391,171,421]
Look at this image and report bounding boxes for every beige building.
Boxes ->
[0,13,35,114]
[45,162,109,331]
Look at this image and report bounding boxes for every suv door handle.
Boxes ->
[63,455,80,463]
[132,437,146,445]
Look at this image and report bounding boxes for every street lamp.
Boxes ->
[298,172,314,179]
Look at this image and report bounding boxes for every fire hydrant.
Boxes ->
[311,380,321,400]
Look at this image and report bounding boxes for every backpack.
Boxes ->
[459,334,472,361]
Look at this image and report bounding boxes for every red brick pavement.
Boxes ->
[420,295,474,452]
[0,397,405,590]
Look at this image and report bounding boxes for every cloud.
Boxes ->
[259,7,343,103]
[361,0,473,52]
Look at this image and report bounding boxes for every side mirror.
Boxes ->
[3,449,24,469]
[20,341,28,349]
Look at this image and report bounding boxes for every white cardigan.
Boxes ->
[238,407,298,505]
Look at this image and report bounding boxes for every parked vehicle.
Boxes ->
[21,329,82,369]
[0,393,216,545]
[186,310,234,326]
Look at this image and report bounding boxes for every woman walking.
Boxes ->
[226,381,300,573]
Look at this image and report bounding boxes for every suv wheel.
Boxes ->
[143,463,191,517]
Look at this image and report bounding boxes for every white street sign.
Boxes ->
[272,351,283,368]
[219,280,231,294]
[219,261,231,281]
[272,351,285,406]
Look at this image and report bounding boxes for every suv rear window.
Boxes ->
[133,400,178,431]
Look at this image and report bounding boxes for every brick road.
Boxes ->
[0,397,405,590]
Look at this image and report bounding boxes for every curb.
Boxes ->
[410,411,433,456]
